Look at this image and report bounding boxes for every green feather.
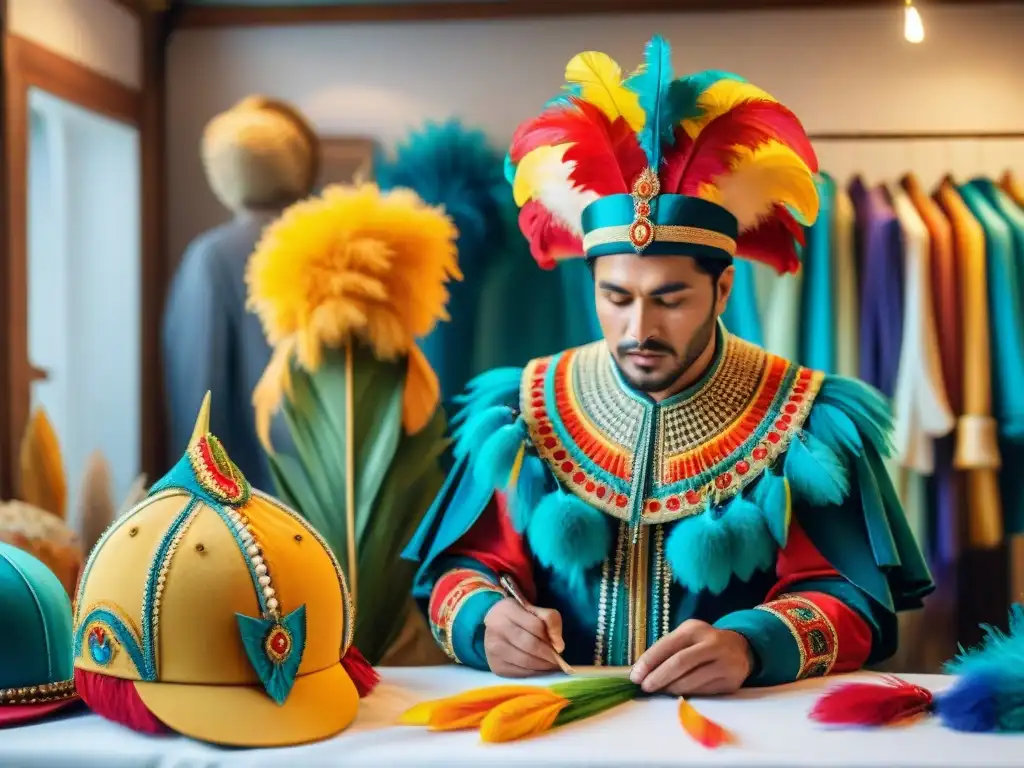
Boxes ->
[549,678,639,728]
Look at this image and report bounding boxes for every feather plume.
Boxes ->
[682,79,779,137]
[564,51,645,131]
[810,676,934,726]
[512,100,645,196]
[625,35,701,170]
[699,142,818,232]
[735,215,802,275]
[513,145,599,236]
[77,451,116,554]
[518,201,584,269]
[18,408,66,519]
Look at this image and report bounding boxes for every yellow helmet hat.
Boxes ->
[72,394,376,747]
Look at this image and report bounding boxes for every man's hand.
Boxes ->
[483,598,565,678]
[630,619,754,695]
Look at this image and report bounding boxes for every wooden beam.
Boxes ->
[140,11,171,481]
[175,0,988,28]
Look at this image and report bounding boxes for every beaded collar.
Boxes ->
[520,326,824,525]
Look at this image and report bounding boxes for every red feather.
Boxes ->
[509,105,578,164]
[736,215,802,275]
[774,204,807,247]
[560,100,647,196]
[519,201,584,269]
[510,98,645,196]
[341,646,381,698]
[661,100,817,196]
[810,676,935,727]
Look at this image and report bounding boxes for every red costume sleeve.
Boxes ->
[761,519,874,674]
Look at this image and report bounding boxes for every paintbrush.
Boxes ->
[499,574,575,676]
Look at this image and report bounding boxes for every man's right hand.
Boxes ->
[483,598,565,678]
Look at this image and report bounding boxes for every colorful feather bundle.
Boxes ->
[505,34,818,274]
[400,677,732,747]
[810,604,1024,733]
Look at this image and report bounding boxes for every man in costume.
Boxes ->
[162,96,319,492]
[404,36,933,695]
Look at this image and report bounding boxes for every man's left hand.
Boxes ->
[629,619,754,696]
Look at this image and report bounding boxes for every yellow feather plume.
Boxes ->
[564,51,645,131]
[682,79,778,138]
[513,144,569,207]
[699,142,818,232]
[246,182,460,449]
[18,408,66,520]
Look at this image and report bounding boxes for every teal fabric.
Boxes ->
[800,174,836,372]
[971,178,1024,535]
[404,351,933,680]
[0,542,74,688]
[453,591,504,669]
[557,259,603,348]
[959,182,1024,438]
[714,608,801,685]
[720,258,763,346]
[581,194,739,260]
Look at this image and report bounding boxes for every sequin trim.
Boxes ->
[521,333,824,523]
[756,594,839,679]
[0,679,76,705]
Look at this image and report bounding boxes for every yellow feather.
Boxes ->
[564,51,645,131]
[512,144,569,206]
[18,408,66,520]
[682,80,777,137]
[704,141,818,231]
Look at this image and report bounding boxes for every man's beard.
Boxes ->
[614,306,718,394]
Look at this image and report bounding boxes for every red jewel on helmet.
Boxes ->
[629,219,655,249]
[636,202,651,217]
[265,625,292,664]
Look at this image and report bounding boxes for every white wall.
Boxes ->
[7,0,142,89]
[27,89,142,522]
[166,3,1024,264]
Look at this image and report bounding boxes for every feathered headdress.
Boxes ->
[506,35,819,274]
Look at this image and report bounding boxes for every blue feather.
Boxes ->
[814,376,895,458]
[936,674,1000,732]
[784,431,850,507]
[473,420,528,490]
[724,495,776,582]
[680,69,747,97]
[375,118,505,273]
[626,35,676,169]
[509,454,548,533]
[750,470,790,547]
[806,401,865,458]
[666,509,733,595]
[503,153,517,186]
[449,367,521,429]
[527,492,611,590]
[452,406,514,462]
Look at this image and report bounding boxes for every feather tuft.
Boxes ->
[564,50,645,130]
[625,34,683,169]
[784,432,850,507]
[810,676,934,726]
[679,698,734,748]
[935,674,1000,732]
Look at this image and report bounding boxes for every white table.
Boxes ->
[1,667,1021,767]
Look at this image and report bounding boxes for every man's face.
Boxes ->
[593,253,734,395]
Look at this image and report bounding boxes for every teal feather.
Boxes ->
[681,69,747,96]
[944,605,1024,731]
[510,454,548,533]
[503,153,517,186]
[453,406,514,462]
[236,605,306,705]
[725,495,777,582]
[527,492,610,590]
[626,34,677,169]
[750,470,790,547]
[473,420,528,490]
[814,376,895,458]
[449,367,521,429]
[666,508,733,595]
[806,401,865,458]
[784,431,850,507]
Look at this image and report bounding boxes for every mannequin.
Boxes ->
[162,97,319,490]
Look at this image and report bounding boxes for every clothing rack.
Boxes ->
[809,131,1024,141]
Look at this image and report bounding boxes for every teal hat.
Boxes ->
[0,541,80,726]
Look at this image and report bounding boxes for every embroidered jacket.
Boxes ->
[402,325,934,684]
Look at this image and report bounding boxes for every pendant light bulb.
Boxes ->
[904,1,925,44]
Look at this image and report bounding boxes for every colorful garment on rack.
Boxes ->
[850,178,905,400]
[403,36,933,685]
[799,173,836,373]
[832,183,860,380]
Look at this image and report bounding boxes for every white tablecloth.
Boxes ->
[1,667,1021,767]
